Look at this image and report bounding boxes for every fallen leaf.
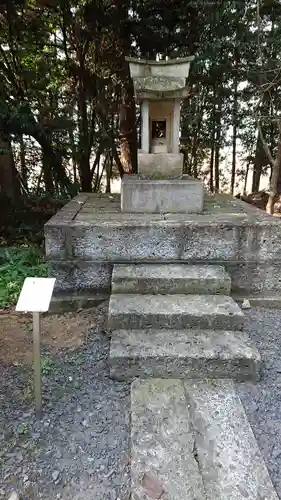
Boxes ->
[141,472,164,499]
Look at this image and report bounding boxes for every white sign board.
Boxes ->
[16,277,56,313]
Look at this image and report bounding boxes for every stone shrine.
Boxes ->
[44,57,280,500]
[121,56,204,214]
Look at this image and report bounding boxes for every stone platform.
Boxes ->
[45,193,281,305]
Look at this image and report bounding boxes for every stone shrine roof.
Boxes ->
[134,76,186,92]
[126,55,194,100]
[126,56,194,66]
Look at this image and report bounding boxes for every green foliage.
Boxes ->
[0,246,48,309]
[1,0,281,199]
[0,195,66,246]
[41,357,55,376]
[18,422,30,436]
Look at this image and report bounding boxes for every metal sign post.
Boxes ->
[16,277,56,418]
[33,311,42,417]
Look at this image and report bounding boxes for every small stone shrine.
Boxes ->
[44,57,278,500]
[121,56,204,214]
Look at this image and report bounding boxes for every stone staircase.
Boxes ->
[107,263,278,499]
[108,264,260,382]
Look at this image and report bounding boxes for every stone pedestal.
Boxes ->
[138,153,183,179]
[121,175,204,214]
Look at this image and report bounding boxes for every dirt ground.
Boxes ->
[0,304,108,366]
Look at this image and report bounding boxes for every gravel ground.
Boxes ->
[0,318,130,500]
[237,307,281,498]
[1,306,281,499]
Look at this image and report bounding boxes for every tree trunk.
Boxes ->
[75,40,95,192]
[42,146,55,195]
[36,167,43,194]
[231,123,237,195]
[38,110,55,195]
[119,101,132,173]
[114,0,137,174]
[184,151,191,175]
[266,132,281,214]
[19,135,28,188]
[33,130,71,194]
[96,164,105,193]
[190,97,205,178]
[214,144,220,192]
[72,155,77,186]
[243,160,250,195]
[35,109,71,194]
[77,70,91,191]
[252,131,265,192]
[258,120,281,214]
[93,156,100,192]
[191,108,204,178]
[230,79,238,195]
[209,108,216,193]
[252,92,271,192]
[119,67,138,174]
[0,135,22,203]
[105,153,112,193]
[209,144,215,192]
[214,102,222,193]
[192,154,198,178]
[69,124,77,185]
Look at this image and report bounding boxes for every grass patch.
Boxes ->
[0,246,48,309]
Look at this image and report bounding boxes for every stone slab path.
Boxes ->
[238,307,281,499]
[131,378,278,500]
[131,379,206,500]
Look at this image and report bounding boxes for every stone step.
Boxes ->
[109,329,261,382]
[107,294,244,331]
[112,263,231,295]
[131,379,278,500]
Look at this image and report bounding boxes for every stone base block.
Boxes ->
[138,152,183,178]
[121,175,204,213]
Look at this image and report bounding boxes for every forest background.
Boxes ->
[1,0,281,307]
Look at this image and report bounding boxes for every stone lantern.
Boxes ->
[128,56,193,174]
[121,56,204,213]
